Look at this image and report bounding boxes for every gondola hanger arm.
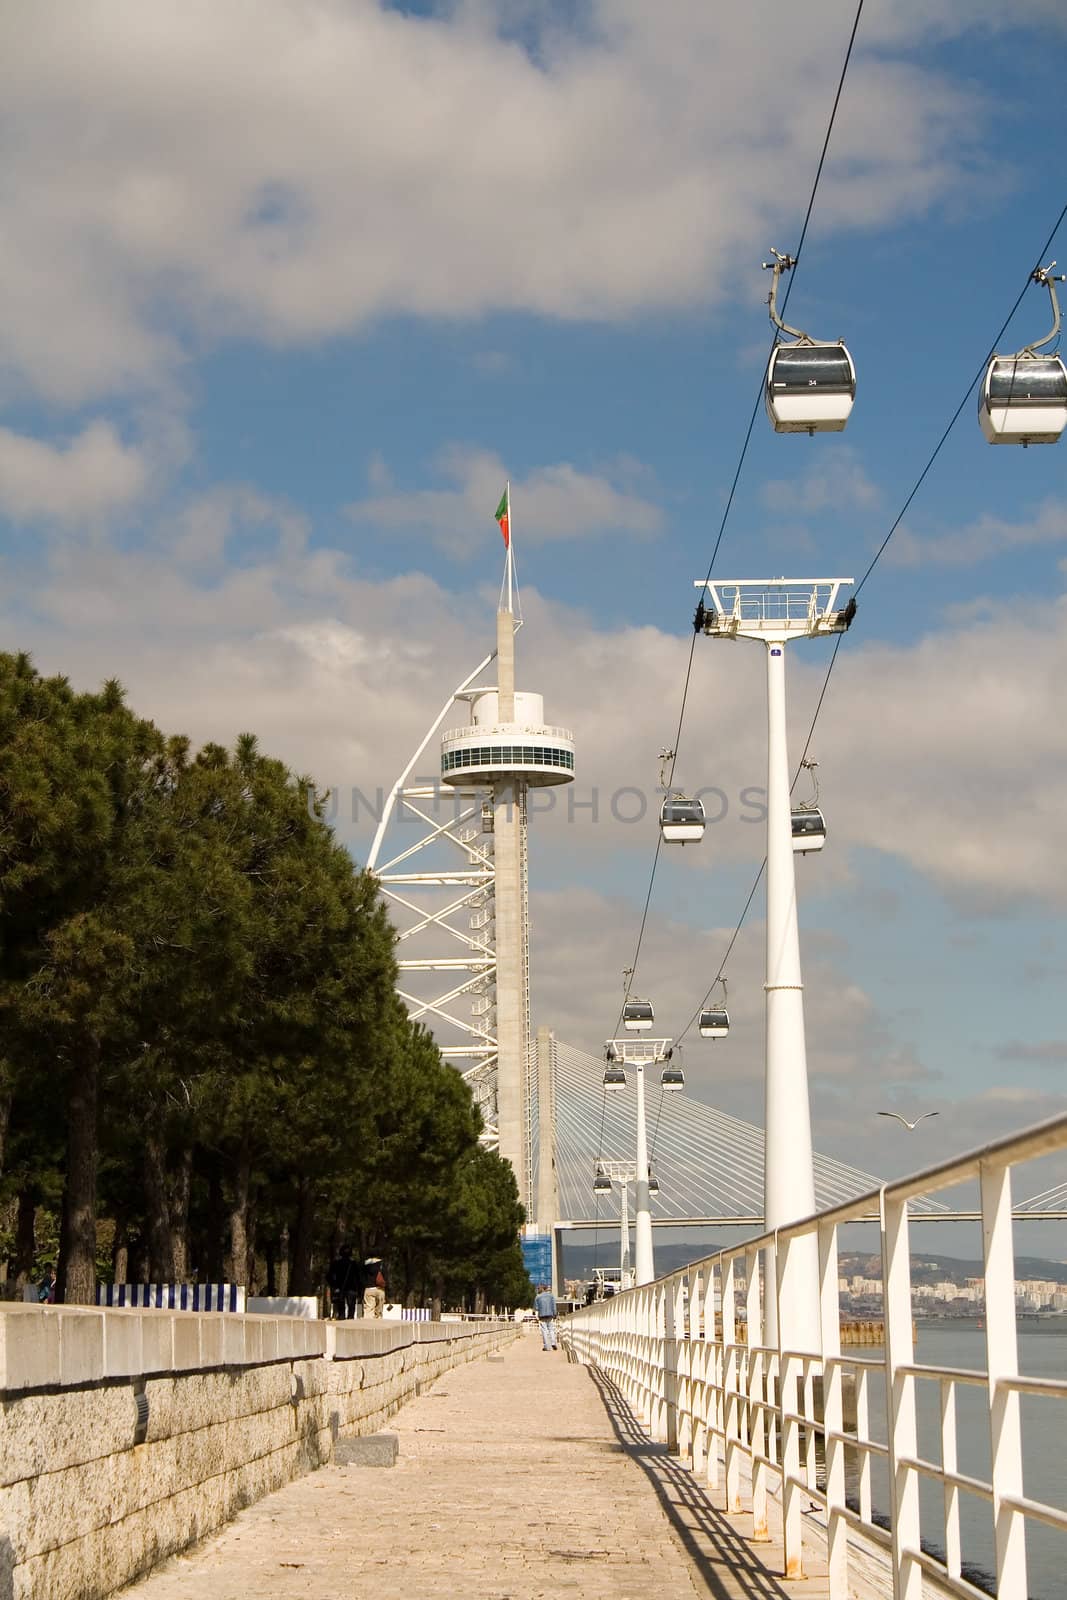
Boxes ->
[762,247,810,344]
[1020,262,1065,356]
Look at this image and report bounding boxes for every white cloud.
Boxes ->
[0,421,148,523]
[0,0,1043,403]
[347,446,663,553]
[888,497,1067,567]
[762,448,881,516]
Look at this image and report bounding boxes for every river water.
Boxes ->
[849,1320,1066,1599]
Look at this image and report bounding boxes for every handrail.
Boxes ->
[562,1108,1067,1598]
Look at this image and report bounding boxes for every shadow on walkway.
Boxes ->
[588,1367,792,1600]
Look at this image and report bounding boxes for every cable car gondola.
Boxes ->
[762,248,855,435]
[660,794,705,845]
[979,265,1067,445]
[593,1165,612,1195]
[623,998,654,1031]
[791,807,826,852]
[648,1172,660,1195]
[791,757,826,853]
[699,977,730,1038]
[660,1063,684,1092]
[603,1063,627,1089]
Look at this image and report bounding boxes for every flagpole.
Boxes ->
[506,479,513,616]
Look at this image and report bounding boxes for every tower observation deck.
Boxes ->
[367,511,573,1212]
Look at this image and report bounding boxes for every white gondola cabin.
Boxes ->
[648,1172,660,1195]
[765,343,856,434]
[660,1063,684,1091]
[593,1166,613,1195]
[699,1007,730,1039]
[979,356,1067,445]
[660,795,705,845]
[791,807,826,852]
[623,998,654,1031]
[979,264,1067,446]
[603,1063,627,1089]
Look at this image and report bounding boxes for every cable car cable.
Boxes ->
[610,0,867,1034]
[671,200,1067,1047]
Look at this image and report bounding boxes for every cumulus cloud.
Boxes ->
[347,445,663,554]
[888,497,1067,567]
[0,421,148,523]
[0,0,1044,403]
[762,448,881,516]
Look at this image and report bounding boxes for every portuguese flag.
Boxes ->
[494,486,510,548]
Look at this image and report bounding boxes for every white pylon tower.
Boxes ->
[695,578,855,1351]
[605,1036,673,1285]
[368,491,574,1212]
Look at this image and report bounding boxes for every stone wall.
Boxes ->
[0,1303,518,1600]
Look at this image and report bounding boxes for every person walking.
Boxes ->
[533,1283,558,1351]
[363,1255,387,1319]
[326,1245,361,1320]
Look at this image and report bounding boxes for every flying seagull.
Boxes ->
[877,1110,940,1130]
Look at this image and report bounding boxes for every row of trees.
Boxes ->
[0,653,531,1309]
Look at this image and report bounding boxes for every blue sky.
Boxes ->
[1,0,1066,1211]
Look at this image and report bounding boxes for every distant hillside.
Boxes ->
[559,1242,1067,1286]
[840,1252,1067,1287]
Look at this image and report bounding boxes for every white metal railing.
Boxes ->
[563,1110,1067,1600]
[440,725,574,744]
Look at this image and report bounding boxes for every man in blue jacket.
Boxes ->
[533,1284,558,1351]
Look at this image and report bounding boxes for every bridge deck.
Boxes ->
[121,1331,827,1599]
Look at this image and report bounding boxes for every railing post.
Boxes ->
[723,1256,742,1512]
[705,1261,721,1491]
[663,1275,679,1450]
[691,1267,708,1475]
[881,1190,922,1600]
[981,1159,1027,1598]
[747,1247,770,1542]
[818,1220,847,1600]
[940,1377,961,1582]
[776,1232,804,1579]
[675,1274,692,1463]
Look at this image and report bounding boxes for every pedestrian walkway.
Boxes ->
[121,1330,826,1599]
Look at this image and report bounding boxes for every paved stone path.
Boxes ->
[122,1331,826,1599]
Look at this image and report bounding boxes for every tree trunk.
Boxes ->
[170,1146,192,1282]
[277,1223,290,1296]
[112,1218,129,1285]
[226,1144,251,1285]
[12,1186,36,1289]
[431,1273,444,1321]
[58,1052,100,1304]
[0,1085,11,1180]
[204,1164,225,1281]
[264,1237,276,1296]
[144,1132,177,1281]
[290,1180,315,1295]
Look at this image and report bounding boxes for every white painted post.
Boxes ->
[764,639,820,1359]
[634,1062,654,1285]
[818,1221,848,1599]
[941,1378,961,1582]
[777,1234,805,1580]
[691,1268,708,1475]
[747,1249,770,1542]
[881,1192,922,1600]
[981,1160,1027,1597]
[723,1257,742,1512]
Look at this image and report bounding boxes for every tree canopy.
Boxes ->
[0,654,531,1310]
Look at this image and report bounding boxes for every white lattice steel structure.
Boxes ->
[367,545,573,1211]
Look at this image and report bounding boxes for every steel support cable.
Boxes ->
[611,0,867,1042]
[672,200,1067,1049]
